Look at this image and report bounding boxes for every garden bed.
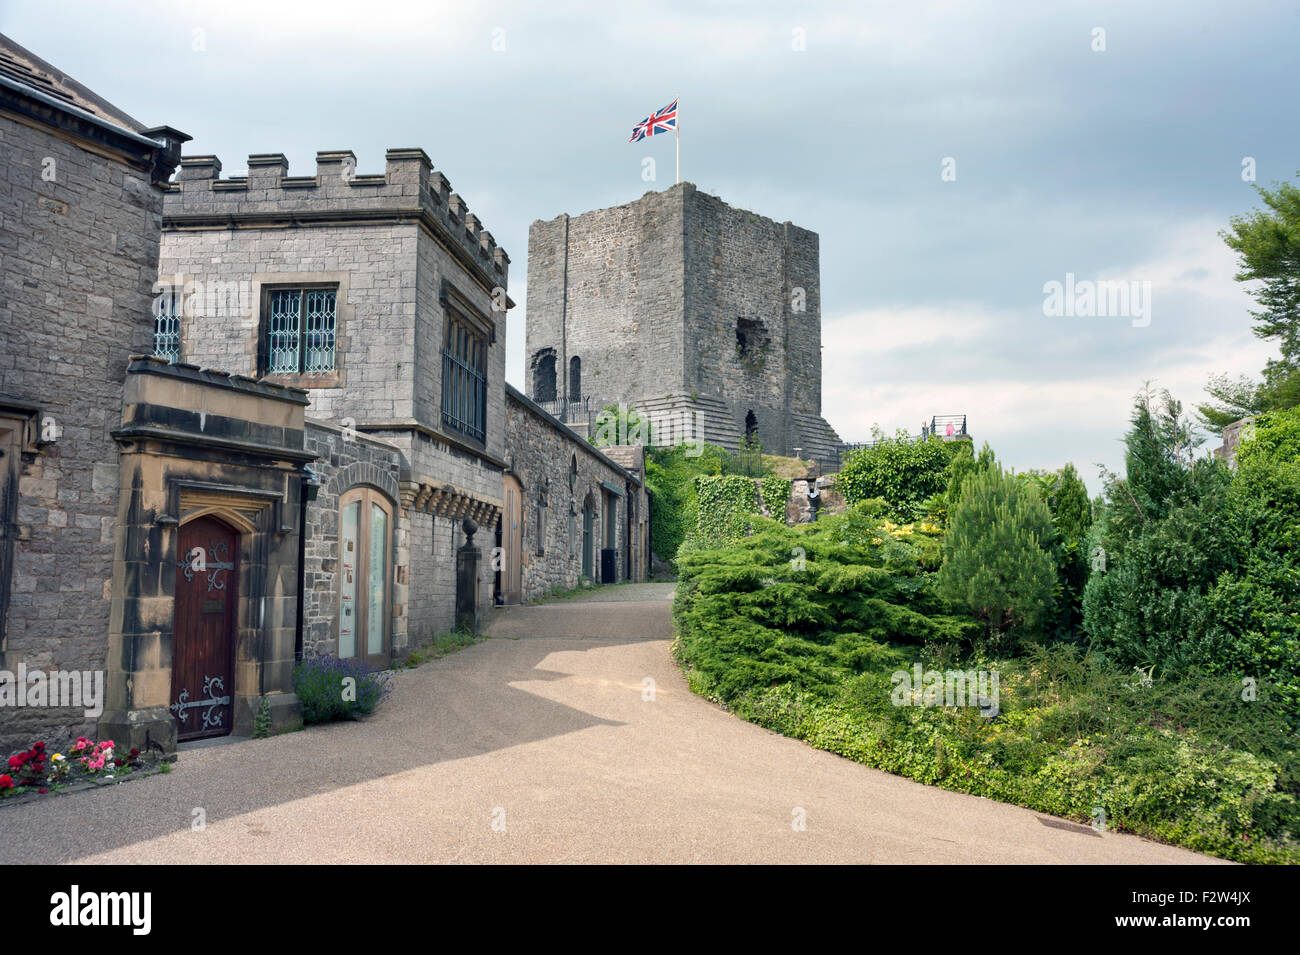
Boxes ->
[1,738,173,807]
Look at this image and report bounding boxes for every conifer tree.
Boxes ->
[1046,462,1092,638]
[1050,463,1092,543]
[937,465,1056,644]
[943,440,996,513]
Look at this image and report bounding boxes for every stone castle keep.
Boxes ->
[526,184,842,466]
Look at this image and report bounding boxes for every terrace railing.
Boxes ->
[836,414,970,470]
[536,395,592,426]
[923,414,968,440]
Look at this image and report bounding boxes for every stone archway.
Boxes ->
[532,348,557,403]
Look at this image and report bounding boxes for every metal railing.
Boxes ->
[536,395,591,425]
[923,414,967,439]
[837,414,970,469]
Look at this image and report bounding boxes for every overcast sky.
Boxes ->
[6,0,1297,490]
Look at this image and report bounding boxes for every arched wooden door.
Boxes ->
[502,475,523,604]
[170,515,238,741]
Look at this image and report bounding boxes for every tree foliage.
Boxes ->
[1083,390,1235,670]
[1050,462,1093,544]
[838,432,959,521]
[590,403,653,447]
[1200,175,1300,428]
[1084,390,1300,723]
[937,465,1057,644]
[1223,176,1300,368]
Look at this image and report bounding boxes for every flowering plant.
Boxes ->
[0,738,147,798]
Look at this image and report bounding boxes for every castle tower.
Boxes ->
[525,182,841,464]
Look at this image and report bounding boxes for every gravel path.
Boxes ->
[0,583,1220,864]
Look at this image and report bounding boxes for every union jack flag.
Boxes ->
[628,99,678,143]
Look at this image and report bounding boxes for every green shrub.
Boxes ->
[252,697,273,739]
[944,441,997,517]
[759,477,792,517]
[670,400,1300,862]
[937,465,1057,644]
[674,503,975,701]
[675,571,1300,863]
[1202,406,1300,721]
[1080,390,1300,725]
[1045,463,1093,639]
[838,433,957,522]
[402,626,477,667]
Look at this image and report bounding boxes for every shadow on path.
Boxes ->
[0,592,672,864]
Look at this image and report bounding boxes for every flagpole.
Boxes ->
[675,93,680,184]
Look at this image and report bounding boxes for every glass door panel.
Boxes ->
[339,500,360,658]
[367,503,388,656]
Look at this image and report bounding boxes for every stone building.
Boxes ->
[158,147,511,658]
[525,182,843,466]
[0,34,188,752]
[157,148,649,641]
[0,35,648,754]
[104,357,314,747]
[502,385,647,602]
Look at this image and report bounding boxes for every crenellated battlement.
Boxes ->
[165,147,510,289]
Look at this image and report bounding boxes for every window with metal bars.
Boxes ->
[264,287,337,374]
[152,294,181,363]
[441,310,487,444]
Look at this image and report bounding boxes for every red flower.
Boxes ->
[130,748,140,757]
[0,775,12,789]
[38,788,48,794]
[7,756,20,769]
[32,742,45,751]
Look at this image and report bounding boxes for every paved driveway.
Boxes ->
[0,583,1220,864]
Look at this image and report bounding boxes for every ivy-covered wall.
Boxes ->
[692,474,793,547]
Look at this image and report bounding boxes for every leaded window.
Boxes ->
[152,293,181,363]
[441,311,487,443]
[265,287,337,374]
